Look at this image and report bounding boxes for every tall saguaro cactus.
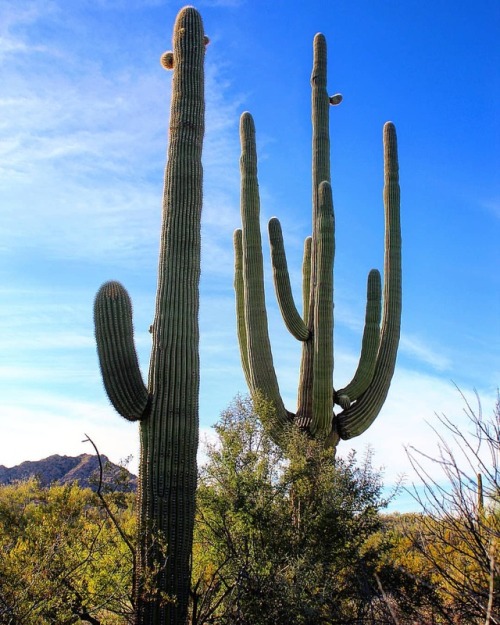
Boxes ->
[234,33,402,448]
[94,7,207,624]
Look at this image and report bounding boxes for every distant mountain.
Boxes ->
[0,454,137,492]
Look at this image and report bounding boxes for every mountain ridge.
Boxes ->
[0,453,137,491]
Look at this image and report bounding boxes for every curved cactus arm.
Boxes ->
[311,181,335,438]
[302,236,312,324]
[233,228,251,387]
[268,217,310,341]
[94,281,149,421]
[239,112,289,433]
[336,122,402,439]
[336,268,382,404]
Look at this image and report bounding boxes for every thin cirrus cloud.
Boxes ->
[399,334,452,372]
[1,4,243,273]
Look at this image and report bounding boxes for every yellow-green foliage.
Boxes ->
[0,479,135,625]
[384,510,500,623]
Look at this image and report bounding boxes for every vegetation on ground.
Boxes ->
[1,394,498,624]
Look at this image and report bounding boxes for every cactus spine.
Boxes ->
[234,33,402,447]
[94,7,206,624]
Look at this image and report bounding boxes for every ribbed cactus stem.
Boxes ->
[311,181,335,437]
[94,281,149,421]
[269,217,309,341]
[94,8,207,624]
[140,9,205,623]
[234,228,251,387]
[337,269,382,404]
[311,33,331,225]
[239,112,289,434]
[297,33,334,426]
[302,236,312,324]
[336,122,401,439]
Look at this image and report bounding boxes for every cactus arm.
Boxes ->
[336,122,402,439]
[311,181,335,437]
[234,228,252,387]
[94,281,149,421]
[268,217,310,341]
[302,236,312,324]
[336,269,382,404]
[239,112,289,433]
[295,237,313,429]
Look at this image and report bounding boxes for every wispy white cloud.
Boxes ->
[0,333,94,351]
[399,334,452,372]
[0,1,59,60]
[0,74,167,179]
[0,394,140,470]
[0,1,246,276]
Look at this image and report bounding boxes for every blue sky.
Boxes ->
[1,0,498,511]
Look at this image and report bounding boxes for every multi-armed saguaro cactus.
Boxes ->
[234,33,401,449]
[94,7,207,624]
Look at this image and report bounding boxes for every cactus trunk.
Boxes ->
[94,7,206,624]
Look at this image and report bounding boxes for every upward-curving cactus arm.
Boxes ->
[311,181,335,437]
[94,281,149,421]
[302,237,312,324]
[238,112,289,434]
[336,121,402,439]
[234,229,252,388]
[336,269,382,405]
[269,217,310,341]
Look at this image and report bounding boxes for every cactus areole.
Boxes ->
[94,7,206,624]
[234,34,402,448]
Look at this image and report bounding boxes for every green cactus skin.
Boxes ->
[94,7,206,624]
[269,218,310,341]
[235,34,402,448]
[335,122,402,440]
[336,269,382,405]
[236,113,291,438]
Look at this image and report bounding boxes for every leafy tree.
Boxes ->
[190,395,432,624]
